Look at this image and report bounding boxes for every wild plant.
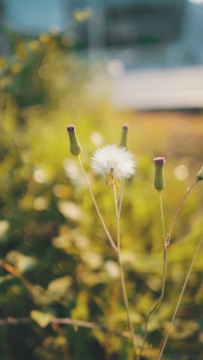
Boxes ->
[67,123,203,359]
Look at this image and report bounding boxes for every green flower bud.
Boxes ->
[153,157,166,191]
[120,125,128,149]
[67,125,82,156]
[196,166,203,181]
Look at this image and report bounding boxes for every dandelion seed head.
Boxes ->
[91,144,136,184]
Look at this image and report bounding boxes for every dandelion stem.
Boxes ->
[158,235,203,359]
[138,191,167,358]
[118,179,125,217]
[78,155,118,253]
[168,180,198,240]
[112,184,137,358]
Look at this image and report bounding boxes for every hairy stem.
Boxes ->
[118,179,125,217]
[168,180,197,240]
[113,184,137,358]
[138,191,167,358]
[78,155,118,253]
[159,235,203,359]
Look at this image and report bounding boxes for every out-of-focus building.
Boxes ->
[82,0,203,70]
[1,0,203,109]
[84,0,195,68]
[1,0,203,68]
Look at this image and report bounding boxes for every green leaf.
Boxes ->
[71,291,89,321]
[47,276,72,300]
[30,310,55,328]
[0,274,14,284]
[0,220,10,240]
[6,251,37,273]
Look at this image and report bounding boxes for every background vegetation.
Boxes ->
[0,31,203,360]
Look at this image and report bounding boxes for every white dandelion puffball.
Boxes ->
[91,144,136,184]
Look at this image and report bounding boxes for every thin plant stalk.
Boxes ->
[118,179,125,217]
[112,184,137,358]
[78,155,118,253]
[168,180,198,240]
[138,191,167,358]
[0,315,138,339]
[158,235,203,359]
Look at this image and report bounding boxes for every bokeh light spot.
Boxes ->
[104,261,120,279]
[39,64,54,80]
[107,59,125,77]
[28,40,40,51]
[63,159,80,179]
[90,131,104,146]
[39,34,51,43]
[33,168,47,183]
[58,201,82,221]
[34,196,50,211]
[10,63,22,74]
[73,8,93,22]
[174,165,189,181]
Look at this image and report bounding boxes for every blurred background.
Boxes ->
[1,0,203,109]
[0,1,203,359]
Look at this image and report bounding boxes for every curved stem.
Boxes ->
[112,184,137,358]
[138,191,167,358]
[78,155,118,253]
[158,235,203,359]
[168,180,197,240]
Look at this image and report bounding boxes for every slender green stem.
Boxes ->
[138,191,167,359]
[112,184,137,358]
[118,179,125,217]
[158,235,203,359]
[159,192,166,244]
[167,180,197,240]
[78,155,118,253]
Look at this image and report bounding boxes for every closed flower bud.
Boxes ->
[120,124,128,149]
[67,125,82,156]
[153,157,166,191]
[196,166,203,181]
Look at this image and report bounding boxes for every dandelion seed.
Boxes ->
[91,144,135,185]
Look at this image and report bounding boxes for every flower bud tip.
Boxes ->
[67,124,75,133]
[196,166,203,181]
[66,124,82,156]
[153,157,166,165]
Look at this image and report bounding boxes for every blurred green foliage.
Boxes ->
[0,30,203,360]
